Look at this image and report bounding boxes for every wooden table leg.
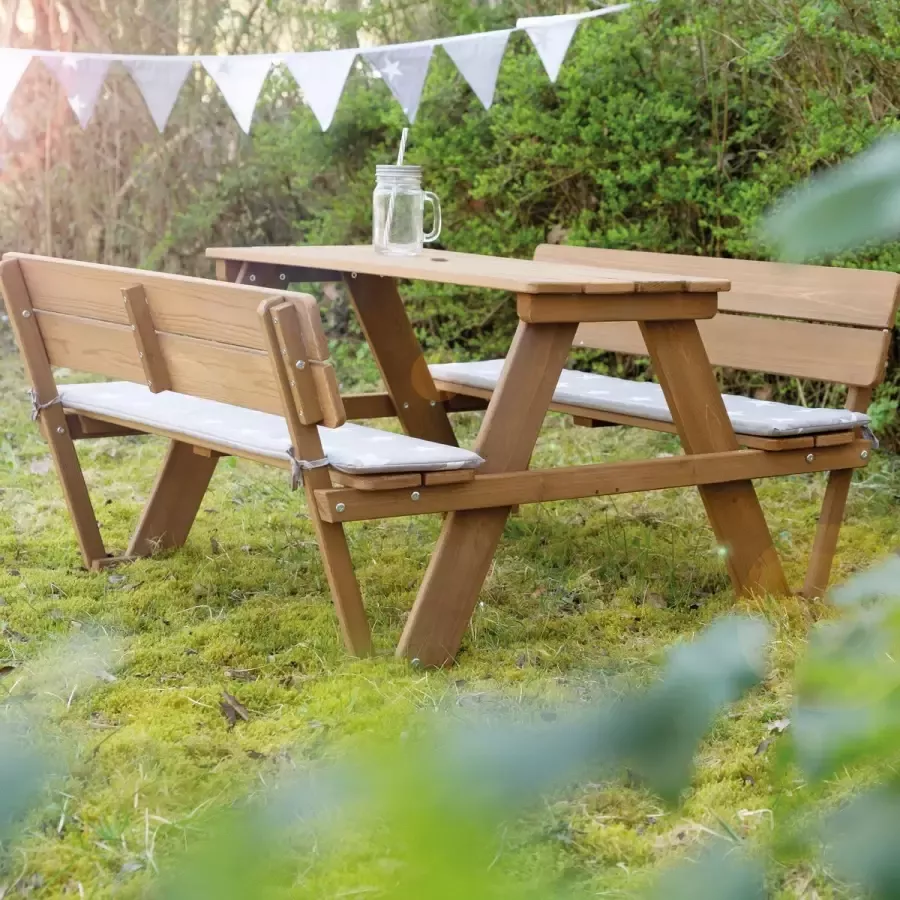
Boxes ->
[397,320,578,666]
[345,274,458,445]
[640,319,789,597]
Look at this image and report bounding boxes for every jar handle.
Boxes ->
[423,192,442,243]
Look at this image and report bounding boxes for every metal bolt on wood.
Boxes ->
[411,491,421,501]
[335,502,346,513]
[806,453,815,463]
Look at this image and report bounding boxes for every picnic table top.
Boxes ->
[206,245,731,296]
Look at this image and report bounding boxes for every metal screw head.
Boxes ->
[139,351,144,359]
[249,274,256,283]
[56,426,65,434]
[351,272,358,279]
[403,402,410,410]
[806,453,815,464]
[411,657,421,669]
[295,360,306,370]
[411,491,421,501]
[132,324,136,331]
[279,273,286,281]
[147,381,153,388]
[861,449,870,460]
[430,401,436,407]
[272,318,279,325]
[335,502,346,513]
[21,309,31,318]
[290,380,296,387]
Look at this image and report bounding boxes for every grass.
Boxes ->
[0,332,898,899]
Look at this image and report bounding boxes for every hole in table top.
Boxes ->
[429,257,449,262]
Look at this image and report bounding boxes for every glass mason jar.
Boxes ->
[372,164,441,257]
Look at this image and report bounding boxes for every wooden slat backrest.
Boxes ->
[535,244,900,328]
[536,245,899,388]
[0,253,344,423]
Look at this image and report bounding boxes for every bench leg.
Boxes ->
[127,441,218,557]
[305,478,373,657]
[398,321,577,667]
[47,421,109,570]
[640,319,789,598]
[802,468,854,599]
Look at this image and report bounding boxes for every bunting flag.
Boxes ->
[42,54,110,128]
[284,49,356,131]
[201,55,275,133]
[521,21,579,83]
[2,4,633,135]
[363,44,434,123]
[0,49,33,119]
[123,58,194,132]
[440,30,512,110]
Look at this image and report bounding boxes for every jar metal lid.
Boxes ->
[376,164,422,177]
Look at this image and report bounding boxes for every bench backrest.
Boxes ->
[535,245,900,391]
[0,253,344,427]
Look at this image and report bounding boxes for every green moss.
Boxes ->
[0,344,897,898]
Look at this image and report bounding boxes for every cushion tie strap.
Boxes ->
[29,388,62,422]
[861,425,880,450]
[287,447,330,490]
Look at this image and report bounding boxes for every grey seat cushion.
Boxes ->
[58,382,483,475]
[429,360,870,438]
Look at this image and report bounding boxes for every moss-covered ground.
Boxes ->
[0,338,897,898]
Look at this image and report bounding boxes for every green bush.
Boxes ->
[150,0,900,439]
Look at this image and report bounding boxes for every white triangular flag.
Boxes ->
[0,49,33,120]
[523,21,580,83]
[441,30,511,110]
[284,49,356,131]
[43,54,110,128]
[124,57,194,132]
[201,55,274,133]
[364,43,433,123]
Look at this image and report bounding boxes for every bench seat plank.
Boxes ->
[428,360,869,439]
[58,382,483,476]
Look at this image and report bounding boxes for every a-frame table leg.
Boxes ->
[397,320,578,666]
[640,318,789,597]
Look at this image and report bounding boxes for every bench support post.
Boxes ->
[1,259,110,569]
[127,440,219,558]
[801,386,873,598]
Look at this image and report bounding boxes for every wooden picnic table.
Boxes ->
[207,245,788,665]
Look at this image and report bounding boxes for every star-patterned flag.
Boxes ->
[201,54,275,133]
[124,58,195,132]
[363,43,434,123]
[440,30,512,110]
[42,54,110,128]
[0,49,33,120]
[284,49,356,131]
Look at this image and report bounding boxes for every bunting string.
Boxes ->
[0,3,632,135]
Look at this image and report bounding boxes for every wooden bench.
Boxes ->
[0,253,487,656]
[430,245,900,598]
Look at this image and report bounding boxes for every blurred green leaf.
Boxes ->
[831,556,900,606]
[608,616,771,803]
[651,844,766,900]
[824,786,900,900]
[761,133,900,261]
